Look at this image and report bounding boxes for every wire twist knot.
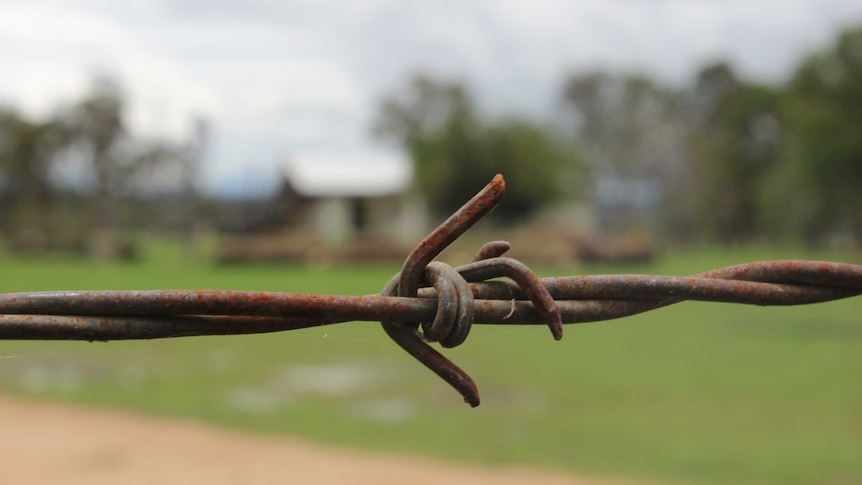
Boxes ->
[380,261,475,348]
[378,175,563,406]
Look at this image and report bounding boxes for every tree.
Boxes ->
[66,76,127,229]
[0,108,70,241]
[374,73,579,223]
[0,75,198,257]
[482,119,580,220]
[562,72,682,177]
[687,62,782,243]
[770,25,862,245]
[561,71,687,234]
[66,76,187,230]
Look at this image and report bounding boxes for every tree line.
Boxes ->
[2,24,860,256]
[0,76,202,257]
[374,24,862,247]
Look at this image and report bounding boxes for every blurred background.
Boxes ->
[0,1,861,484]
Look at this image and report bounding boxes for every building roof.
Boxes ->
[283,152,412,198]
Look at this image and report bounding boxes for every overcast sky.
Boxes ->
[2,0,862,196]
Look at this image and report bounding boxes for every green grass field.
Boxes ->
[0,241,860,485]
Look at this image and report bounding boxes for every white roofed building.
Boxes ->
[280,153,425,246]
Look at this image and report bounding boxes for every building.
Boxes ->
[279,153,425,246]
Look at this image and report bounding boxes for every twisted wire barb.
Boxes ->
[0,175,860,407]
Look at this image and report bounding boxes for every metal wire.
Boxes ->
[1,174,860,407]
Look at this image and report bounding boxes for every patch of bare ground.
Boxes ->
[0,394,652,485]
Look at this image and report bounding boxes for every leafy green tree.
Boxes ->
[482,119,580,220]
[374,73,580,222]
[688,62,782,243]
[769,25,862,245]
[0,108,70,239]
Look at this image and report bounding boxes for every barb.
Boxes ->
[0,175,860,407]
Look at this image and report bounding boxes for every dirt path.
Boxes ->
[0,394,643,485]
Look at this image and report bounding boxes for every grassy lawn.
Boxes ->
[0,241,859,485]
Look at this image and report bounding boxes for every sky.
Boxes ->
[2,0,862,197]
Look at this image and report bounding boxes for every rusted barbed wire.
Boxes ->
[0,174,860,407]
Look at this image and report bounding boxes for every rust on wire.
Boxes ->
[0,175,861,407]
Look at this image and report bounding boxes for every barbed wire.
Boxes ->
[1,174,860,407]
